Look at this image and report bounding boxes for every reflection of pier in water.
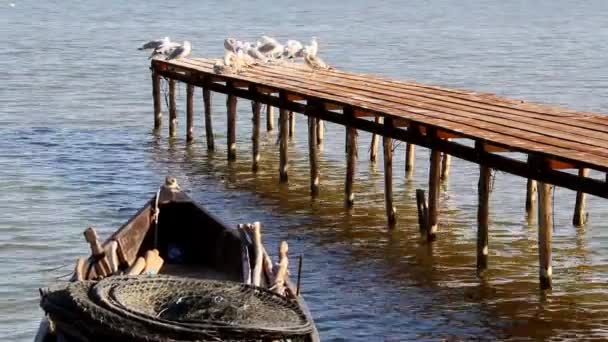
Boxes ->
[149,56,608,290]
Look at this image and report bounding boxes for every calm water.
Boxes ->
[2,1,608,340]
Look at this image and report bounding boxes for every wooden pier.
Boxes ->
[150,57,608,290]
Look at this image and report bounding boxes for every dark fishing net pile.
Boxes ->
[40,275,312,341]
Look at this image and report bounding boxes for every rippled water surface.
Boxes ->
[2,1,608,340]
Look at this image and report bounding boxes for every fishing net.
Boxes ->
[40,275,313,341]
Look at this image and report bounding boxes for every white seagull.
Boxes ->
[149,41,181,59]
[138,37,170,51]
[283,40,304,59]
[304,51,331,71]
[165,41,192,60]
[303,37,318,57]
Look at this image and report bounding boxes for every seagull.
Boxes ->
[257,35,284,58]
[238,49,256,67]
[246,46,268,63]
[224,38,239,53]
[283,40,304,59]
[303,37,318,57]
[149,41,181,59]
[138,37,170,51]
[304,52,331,71]
[165,41,192,60]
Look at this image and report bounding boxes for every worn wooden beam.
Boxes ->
[152,72,162,130]
[370,116,382,163]
[428,130,442,241]
[477,164,491,273]
[168,79,177,137]
[538,181,553,290]
[186,84,194,142]
[573,168,589,227]
[227,83,237,161]
[383,118,396,228]
[345,107,357,208]
[251,92,261,172]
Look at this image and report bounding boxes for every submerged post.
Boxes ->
[279,94,289,183]
[308,113,319,197]
[168,79,177,137]
[251,97,261,172]
[573,168,589,227]
[405,143,415,179]
[152,72,162,130]
[477,164,491,273]
[538,181,553,290]
[203,82,214,151]
[441,151,451,182]
[226,83,237,161]
[186,84,194,143]
[345,107,357,208]
[383,117,396,227]
[427,130,441,241]
[370,116,382,163]
[267,106,275,131]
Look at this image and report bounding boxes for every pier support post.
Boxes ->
[573,168,589,227]
[316,118,324,148]
[186,84,194,143]
[203,85,214,151]
[251,99,261,172]
[441,151,451,182]
[267,106,275,131]
[383,118,396,228]
[152,72,162,130]
[308,115,319,196]
[289,111,295,139]
[526,179,537,217]
[279,104,289,183]
[345,107,357,208]
[405,143,415,179]
[226,85,237,161]
[370,116,382,163]
[538,181,553,290]
[428,138,441,241]
[477,164,491,273]
[168,79,177,137]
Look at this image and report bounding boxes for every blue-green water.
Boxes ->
[2,1,608,340]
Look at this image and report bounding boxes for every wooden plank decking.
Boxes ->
[151,57,608,199]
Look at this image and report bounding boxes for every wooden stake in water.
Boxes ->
[251,100,261,172]
[152,72,162,130]
[279,108,289,182]
[573,168,589,227]
[538,181,553,290]
[405,142,415,179]
[203,85,214,151]
[370,116,382,163]
[383,118,396,227]
[345,107,357,208]
[186,84,194,143]
[168,79,177,137]
[226,88,237,161]
[308,116,319,196]
[477,164,491,272]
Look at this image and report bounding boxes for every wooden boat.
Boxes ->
[36,177,319,342]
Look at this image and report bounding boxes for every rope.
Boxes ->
[153,186,162,249]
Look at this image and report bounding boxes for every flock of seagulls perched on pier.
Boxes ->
[137,35,332,74]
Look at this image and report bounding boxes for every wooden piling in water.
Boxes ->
[345,107,357,208]
[428,134,442,240]
[226,85,237,161]
[416,189,429,237]
[152,72,162,130]
[573,168,589,227]
[383,118,396,227]
[370,116,382,163]
[202,85,214,151]
[405,143,415,179]
[279,106,289,183]
[266,106,275,131]
[186,84,194,143]
[316,118,324,147]
[251,98,261,172]
[477,164,491,272]
[289,111,295,139]
[308,115,319,196]
[538,181,553,290]
[168,79,177,137]
[526,179,537,218]
[441,151,451,182]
